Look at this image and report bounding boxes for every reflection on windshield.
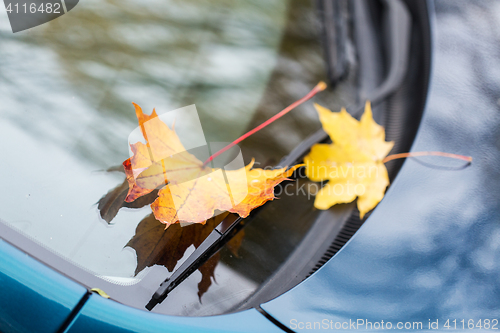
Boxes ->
[2,0,289,166]
[0,0,288,276]
[0,0,357,316]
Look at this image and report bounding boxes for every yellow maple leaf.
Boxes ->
[304,101,394,218]
[123,103,301,227]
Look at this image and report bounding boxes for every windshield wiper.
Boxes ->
[144,99,395,311]
[145,125,332,311]
[144,97,406,311]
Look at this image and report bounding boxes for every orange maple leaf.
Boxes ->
[123,103,301,227]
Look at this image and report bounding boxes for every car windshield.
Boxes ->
[0,0,356,316]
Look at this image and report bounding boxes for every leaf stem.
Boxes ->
[383,151,473,163]
[203,81,327,167]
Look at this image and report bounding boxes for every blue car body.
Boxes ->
[2,0,500,332]
[0,239,282,332]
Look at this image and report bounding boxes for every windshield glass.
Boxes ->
[0,0,356,316]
